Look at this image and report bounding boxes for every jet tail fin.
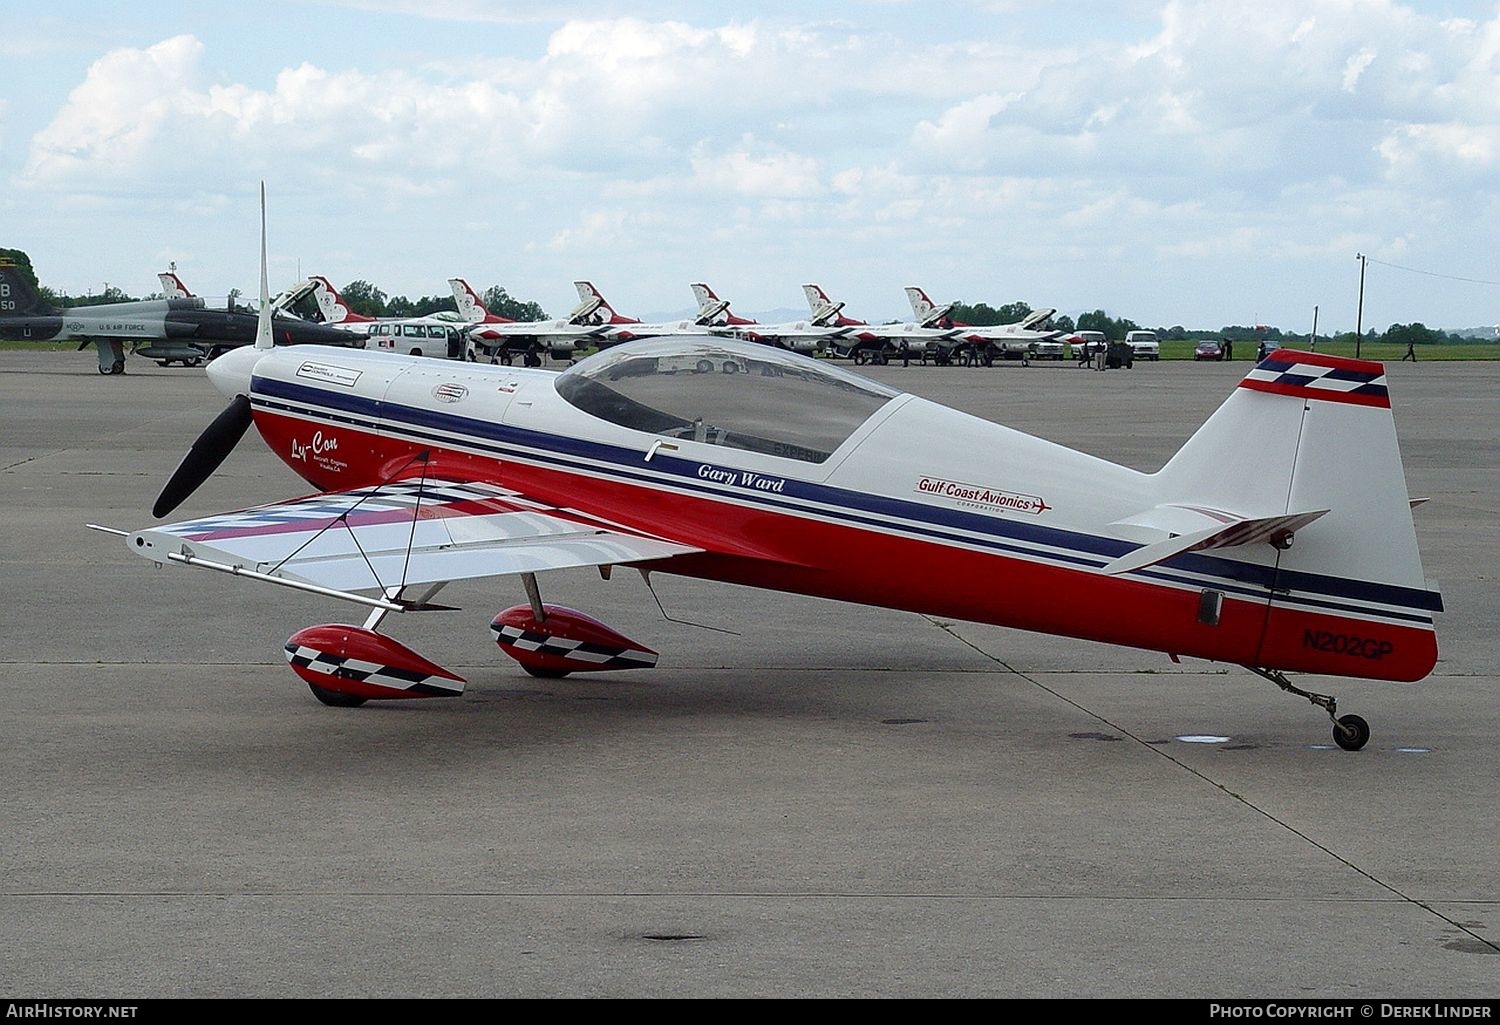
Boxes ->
[0,258,51,316]
[691,282,727,322]
[905,286,953,327]
[158,270,192,298]
[449,278,491,323]
[307,275,375,324]
[803,283,850,325]
[574,281,636,324]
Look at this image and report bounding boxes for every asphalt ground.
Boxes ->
[1,348,1495,998]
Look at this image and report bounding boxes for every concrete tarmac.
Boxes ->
[1,348,1495,998]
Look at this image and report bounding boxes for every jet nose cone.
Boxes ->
[205,344,263,400]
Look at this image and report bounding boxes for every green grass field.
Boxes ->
[1157,340,1500,361]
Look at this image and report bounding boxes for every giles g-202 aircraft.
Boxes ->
[95,204,1441,751]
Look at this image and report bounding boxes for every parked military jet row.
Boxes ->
[4,255,1065,374]
[440,279,1066,368]
[290,276,1064,368]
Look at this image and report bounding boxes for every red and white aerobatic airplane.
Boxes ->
[98,214,1441,750]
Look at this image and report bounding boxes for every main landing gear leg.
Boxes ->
[514,572,569,678]
[1247,667,1370,751]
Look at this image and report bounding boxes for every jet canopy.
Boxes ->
[555,337,899,463]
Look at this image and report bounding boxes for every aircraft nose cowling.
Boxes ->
[205,344,263,400]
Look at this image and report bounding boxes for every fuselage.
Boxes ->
[230,340,1439,682]
[0,297,357,350]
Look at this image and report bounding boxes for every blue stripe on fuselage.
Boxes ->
[251,374,1441,619]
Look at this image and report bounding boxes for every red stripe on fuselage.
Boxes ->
[251,407,1436,682]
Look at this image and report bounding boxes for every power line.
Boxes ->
[1365,257,1500,287]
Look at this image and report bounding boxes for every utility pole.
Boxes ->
[1354,253,1367,359]
[1310,305,1319,352]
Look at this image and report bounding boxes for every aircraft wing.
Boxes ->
[125,478,701,597]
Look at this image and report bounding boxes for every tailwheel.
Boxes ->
[1333,714,1370,752]
[307,682,368,707]
[1248,667,1369,751]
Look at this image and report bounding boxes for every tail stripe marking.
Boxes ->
[1239,357,1390,408]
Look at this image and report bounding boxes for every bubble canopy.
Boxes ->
[554,338,900,464]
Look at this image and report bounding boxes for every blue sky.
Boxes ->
[2,0,1497,331]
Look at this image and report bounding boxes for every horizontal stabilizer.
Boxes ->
[1103,509,1329,576]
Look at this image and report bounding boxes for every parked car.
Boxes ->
[1193,340,1224,361]
[1124,330,1160,361]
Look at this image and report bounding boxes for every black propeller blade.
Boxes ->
[153,394,253,518]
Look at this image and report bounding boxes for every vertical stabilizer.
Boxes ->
[449,278,490,323]
[0,259,50,316]
[1154,350,1439,680]
[159,270,192,298]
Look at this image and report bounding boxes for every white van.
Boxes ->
[367,321,468,359]
[1125,330,1160,361]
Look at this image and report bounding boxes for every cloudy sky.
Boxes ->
[2,0,1497,331]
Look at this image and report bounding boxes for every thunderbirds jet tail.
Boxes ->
[573,281,638,326]
[308,276,376,324]
[159,270,193,299]
[449,278,512,325]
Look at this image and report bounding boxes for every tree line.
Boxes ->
[325,279,547,322]
[952,298,1486,348]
